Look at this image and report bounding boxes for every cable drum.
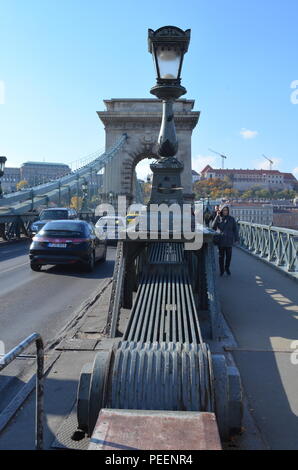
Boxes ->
[77,339,242,438]
[104,341,214,413]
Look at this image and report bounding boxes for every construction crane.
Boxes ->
[208,148,228,169]
[262,154,274,171]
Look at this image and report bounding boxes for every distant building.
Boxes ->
[229,203,273,225]
[200,166,297,191]
[1,167,21,192]
[192,169,200,183]
[273,208,298,230]
[272,200,297,208]
[20,161,71,186]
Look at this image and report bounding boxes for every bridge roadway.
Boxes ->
[0,241,115,413]
[218,247,298,450]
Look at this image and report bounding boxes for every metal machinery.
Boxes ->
[77,240,243,442]
[76,26,243,445]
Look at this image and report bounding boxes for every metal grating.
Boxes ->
[148,242,184,264]
[123,266,203,344]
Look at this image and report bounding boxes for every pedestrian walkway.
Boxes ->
[218,247,298,450]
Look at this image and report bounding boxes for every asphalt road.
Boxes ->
[0,241,115,351]
[0,240,115,411]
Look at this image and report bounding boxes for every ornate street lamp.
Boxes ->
[148,27,190,206]
[0,156,7,198]
[148,26,190,159]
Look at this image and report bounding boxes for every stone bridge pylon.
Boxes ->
[97,99,200,203]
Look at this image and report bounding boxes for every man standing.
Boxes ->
[212,206,239,276]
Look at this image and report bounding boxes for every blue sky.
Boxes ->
[0,0,297,179]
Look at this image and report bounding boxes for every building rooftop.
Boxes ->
[200,165,296,179]
[230,202,273,207]
[21,161,70,167]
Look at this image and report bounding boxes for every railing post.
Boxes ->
[268,224,273,262]
[287,233,294,272]
[255,225,261,254]
[277,232,285,266]
[248,224,253,251]
[0,333,44,450]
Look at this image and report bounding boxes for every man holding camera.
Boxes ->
[212,205,239,276]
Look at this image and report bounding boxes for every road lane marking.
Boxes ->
[0,262,29,274]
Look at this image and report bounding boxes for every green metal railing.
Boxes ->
[238,221,298,273]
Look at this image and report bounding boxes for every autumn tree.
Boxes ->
[16,180,29,190]
[70,196,82,210]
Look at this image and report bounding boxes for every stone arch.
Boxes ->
[121,142,159,200]
[97,99,200,202]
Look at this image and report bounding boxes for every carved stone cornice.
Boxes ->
[97,112,200,131]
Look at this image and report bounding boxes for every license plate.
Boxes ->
[48,243,67,248]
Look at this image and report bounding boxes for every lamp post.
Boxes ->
[89,168,93,200]
[58,180,61,206]
[148,26,190,206]
[62,184,71,206]
[109,191,114,205]
[0,156,7,198]
[81,180,89,211]
[76,174,80,198]
[148,26,190,160]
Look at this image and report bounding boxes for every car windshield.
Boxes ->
[40,221,86,238]
[40,210,68,220]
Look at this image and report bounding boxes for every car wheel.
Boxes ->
[85,251,95,272]
[30,263,42,272]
